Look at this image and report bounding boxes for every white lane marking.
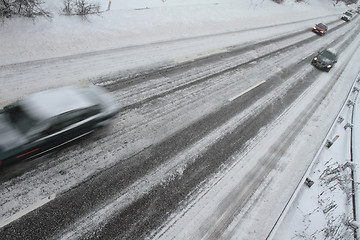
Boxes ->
[229,80,266,101]
[0,194,56,228]
[176,49,228,63]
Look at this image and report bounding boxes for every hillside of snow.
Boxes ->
[0,0,348,66]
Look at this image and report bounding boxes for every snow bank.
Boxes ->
[0,0,347,65]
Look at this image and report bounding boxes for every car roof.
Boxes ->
[319,49,337,60]
[323,48,336,55]
[20,87,96,121]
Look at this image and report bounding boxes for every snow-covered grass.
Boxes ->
[0,0,347,66]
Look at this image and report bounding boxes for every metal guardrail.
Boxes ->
[350,80,360,239]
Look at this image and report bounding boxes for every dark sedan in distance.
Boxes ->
[0,86,119,167]
[312,23,328,36]
[311,49,337,72]
[341,11,353,22]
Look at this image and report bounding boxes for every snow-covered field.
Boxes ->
[0,0,347,66]
[2,0,360,239]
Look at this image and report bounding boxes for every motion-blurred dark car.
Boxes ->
[312,23,328,36]
[0,86,119,167]
[311,49,337,72]
[341,11,353,22]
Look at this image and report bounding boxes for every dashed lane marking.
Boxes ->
[0,194,56,228]
[229,80,266,101]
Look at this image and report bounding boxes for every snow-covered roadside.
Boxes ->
[271,44,360,239]
[271,81,360,239]
[0,0,347,66]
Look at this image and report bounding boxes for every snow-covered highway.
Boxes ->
[1,1,360,239]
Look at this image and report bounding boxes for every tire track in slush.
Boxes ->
[76,23,360,239]
[0,52,313,240]
[106,19,346,114]
[62,56,317,240]
[83,63,320,240]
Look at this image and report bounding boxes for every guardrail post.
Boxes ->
[325,135,339,148]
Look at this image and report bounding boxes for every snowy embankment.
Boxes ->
[271,49,360,238]
[0,0,346,66]
[271,76,360,239]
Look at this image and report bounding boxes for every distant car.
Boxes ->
[311,49,337,72]
[0,86,119,167]
[341,11,353,22]
[312,23,328,36]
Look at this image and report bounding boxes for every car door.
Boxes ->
[30,107,101,156]
[10,108,100,164]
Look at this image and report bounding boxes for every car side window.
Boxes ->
[4,104,38,135]
[42,107,100,136]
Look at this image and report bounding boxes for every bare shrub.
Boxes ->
[62,0,100,16]
[0,0,51,18]
[62,0,72,15]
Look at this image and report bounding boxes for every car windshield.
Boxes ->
[3,104,38,134]
[321,50,336,60]
[345,12,352,16]
[317,24,326,29]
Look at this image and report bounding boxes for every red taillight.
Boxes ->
[16,148,39,158]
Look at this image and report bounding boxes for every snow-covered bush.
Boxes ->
[62,0,100,16]
[0,0,51,18]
